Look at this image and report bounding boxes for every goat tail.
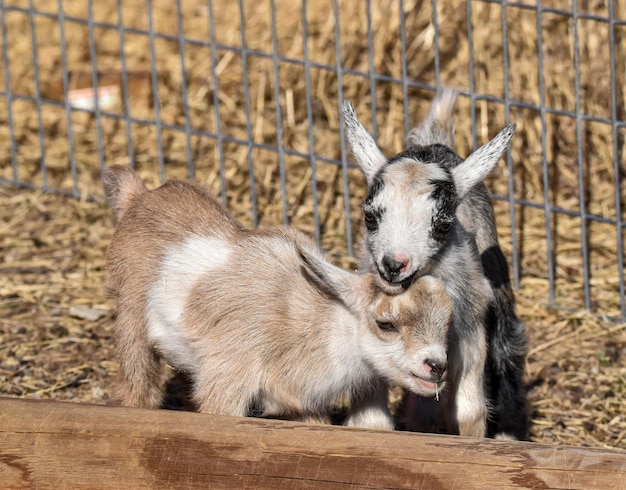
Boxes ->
[407,87,458,148]
[102,165,148,224]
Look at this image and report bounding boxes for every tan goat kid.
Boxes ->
[103,165,453,429]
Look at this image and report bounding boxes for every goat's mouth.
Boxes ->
[375,265,418,291]
[410,373,446,398]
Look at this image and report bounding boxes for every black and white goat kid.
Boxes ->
[343,90,529,440]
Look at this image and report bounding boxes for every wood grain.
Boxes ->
[0,397,625,489]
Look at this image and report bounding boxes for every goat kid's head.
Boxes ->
[369,274,453,397]
[343,91,515,293]
[300,250,452,398]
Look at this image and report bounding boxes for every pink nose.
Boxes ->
[424,359,447,381]
[382,254,411,275]
[397,256,410,273]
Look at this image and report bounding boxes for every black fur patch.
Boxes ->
[430,178,458,243]
[362,176,386,233]
[386,144,464,170]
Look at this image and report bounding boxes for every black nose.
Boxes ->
[382,255,405,275]
[426,359,447,381]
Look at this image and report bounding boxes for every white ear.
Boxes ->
[342,101,387,185]
[452,124,516,198]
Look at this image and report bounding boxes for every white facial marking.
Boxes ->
[367,161,451,283]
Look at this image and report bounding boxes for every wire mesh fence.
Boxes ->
[1,0,625,321]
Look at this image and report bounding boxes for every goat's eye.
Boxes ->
[432,221,452,242]
[376,320,398,332]
[364,210,379,232]
[438,222,451,234]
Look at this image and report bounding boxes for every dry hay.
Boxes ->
[1,0,626,450]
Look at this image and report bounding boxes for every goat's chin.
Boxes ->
[409,379,446,399]
[373,275,406,295]
[373,269,419,295]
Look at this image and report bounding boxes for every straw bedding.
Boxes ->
[1,0,625,450]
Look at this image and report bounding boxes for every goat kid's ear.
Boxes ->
[299,247,368,308]
[407,88,458,148]
[342,101,387,185]
[102,165,147,224]
[452,123,516,199]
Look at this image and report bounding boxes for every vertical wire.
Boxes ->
[572,2,591,310]
[536,0,556,304]
[366,0,378,141]
[28,0,49,190]
[237,0,258,227]
[146,0,166,183]
[362,0,375,256]
[501,0,520,289]
[333,0,353,256]
[175,0,194,181]
[608,0,625,320]
[399,0,410,138]
[301,0,321,246]
[116,0,135,170]
[87,0,106,179]
[269,0,289,226]
[206,0,227,206]
[432,0,441,89]
[466,0,477,149]
[57,0,79,197]
[1,4,18,183]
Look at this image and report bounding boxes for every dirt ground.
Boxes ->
[1,0,626,451]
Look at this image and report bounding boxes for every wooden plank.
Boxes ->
[0,397,625,489]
